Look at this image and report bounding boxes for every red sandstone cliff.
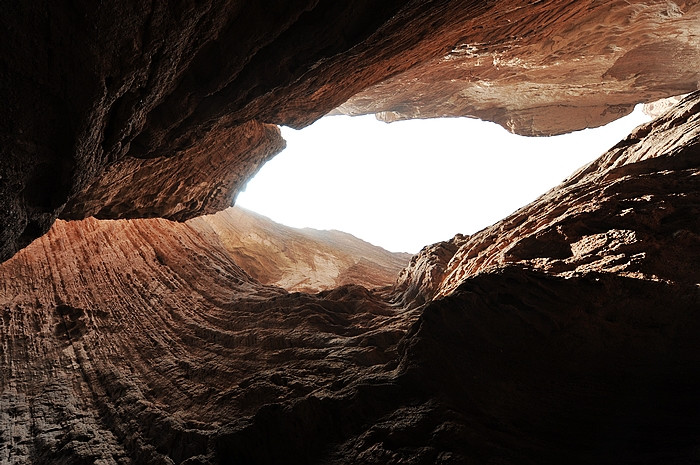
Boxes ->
[1,91,698,465]
[188,206,411,292]
[2,1,700,261]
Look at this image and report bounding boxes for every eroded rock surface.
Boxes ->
[2,0,700,262]
[336,0,700,136]
[0,215,414,464]
[60,121,285,222]
[1,93,698,464]
[396,92,700,304]
[189,206,411,293]
[2,1,700,463]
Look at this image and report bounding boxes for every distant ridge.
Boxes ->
[188,206,412,293]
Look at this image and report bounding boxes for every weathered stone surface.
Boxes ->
[396,92,700,304]
[0,0,411,261]
[0,215,415,464]
[2,1,700,462]
[335,0,700,136]
[644,94,686,117]
[189,206,411,293]
[1,92,698,464]
[2,0,699,262]
[60,121,284,221]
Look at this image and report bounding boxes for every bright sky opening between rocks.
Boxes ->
[237,107,651,253]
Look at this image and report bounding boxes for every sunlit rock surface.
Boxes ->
[189,206,411,293]
[644,94,686,118]
[2,1,700,462]
[1,92,698,464]
[335,0,700,136]
[2,0,700,261]
[396,92,700,303]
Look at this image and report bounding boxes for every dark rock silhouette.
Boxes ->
[1,2,699,463]
[1,93,698,463]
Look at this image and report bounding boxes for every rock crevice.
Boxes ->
[3,0,700,261]
[1,91,698,465]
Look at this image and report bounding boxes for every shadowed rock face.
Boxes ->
[2,2,700,463]
[188,206,412,293]
[2,0,700,261]
[60,122,285,222]
[1,92,698,464]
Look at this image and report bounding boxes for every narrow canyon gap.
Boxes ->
[237,108,652,253]
[1,2,699,464]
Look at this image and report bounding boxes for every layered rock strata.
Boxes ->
[189,206,411,293]
[0,216,411,464]
[336,0,700,136]
[3,0,700,262]
[1,92,698,464]
[60,122,285,222]
[396,91,700,304]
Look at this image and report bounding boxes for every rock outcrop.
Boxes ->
[1,91,698,464]
[2,0,700,261]
[60,122,285,222]
[189,206,411,293]
[396,92,700,304]
[0,215,410,464]
[2,2,700,463]
[335,0,700,136]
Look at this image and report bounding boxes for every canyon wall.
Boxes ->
[189,206,411,293]
[1,91,698,465]
[335,0,700,136]
[2,0,700,261]
[396,92,700,305]
[2,1,700,463]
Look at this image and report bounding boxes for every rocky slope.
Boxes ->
[0,216,411,464]
[396,91,700,305]
[189,206,411,293]
[1,91,698,464]
[2,0,700,262]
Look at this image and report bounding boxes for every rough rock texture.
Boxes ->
[1,92,698,464]
[2,0,700,262]
[60,122,285,222]
[395,91,700,305]
[644,94,686,117]
[335,0,700,136]
[2,2,700,463]
[188,206,411,293]
[0,216,412,464]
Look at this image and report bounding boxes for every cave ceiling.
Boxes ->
[2,0,700,262]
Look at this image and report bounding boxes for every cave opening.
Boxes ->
[237,106,651,253]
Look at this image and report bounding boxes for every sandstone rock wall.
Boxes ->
[0,216,410,464]
[3,0,700,262]
[60,121,285,221]
[189,206,411,293]
[1,90,698,465]
[2,2,700,463]
[396,92,700,304]
[335,0,700,136]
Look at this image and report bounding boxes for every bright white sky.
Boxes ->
[237,107,651,253]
